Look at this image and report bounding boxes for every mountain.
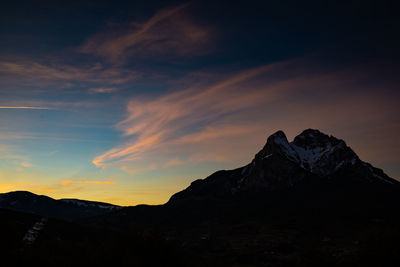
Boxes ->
[94,129,399,229]
[169,129,398,202]
[0,191,121,220]
[89,129,400,266]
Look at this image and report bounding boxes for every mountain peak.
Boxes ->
[269,130,287,140]
[293,129,343,150]
[259,130,292,159]
[256,129,361,177]
[297,128,324,137]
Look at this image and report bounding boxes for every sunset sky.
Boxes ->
[1,0,399,205]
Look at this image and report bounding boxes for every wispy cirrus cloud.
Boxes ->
[92,59,400,177]
[0,60,138,90]
[0,145,34,168]
[91,62,288,171]
[80,3,212,63]
[0,3,212,96]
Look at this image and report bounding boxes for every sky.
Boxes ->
[0,0,399,205]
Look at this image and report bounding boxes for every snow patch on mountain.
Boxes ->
[266,129,357,176]
[60,199,121,210]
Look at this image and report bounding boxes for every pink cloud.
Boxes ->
[79,3,212,63]
[0,60,138,89]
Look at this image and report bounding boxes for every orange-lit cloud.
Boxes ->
[36,187,56,192]
[88,87,118,94]
[61,180,115,187]
[91,60,301,170]
[93,59,400,178]
[80,3,211,63]
[20,162,33,167]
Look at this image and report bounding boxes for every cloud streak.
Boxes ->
[88,87,118,94]
[0,3,212,97]
[0,106,50,110]
[0,60,138,91]
[80,3,211,63]
[92,63,287,169]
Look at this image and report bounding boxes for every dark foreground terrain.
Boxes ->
[1,129,400,266]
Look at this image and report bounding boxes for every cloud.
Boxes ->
[92,59,400,177]
[61,180,115,187]
[0,147,34,168]
[0,106,50,110]
[88,87,118,94]
[0,60,138,90]
[92,63,287,169]
[80,3,212,63]
[0,4,211,95]
[20,162,33,167]
[36,187,56,192]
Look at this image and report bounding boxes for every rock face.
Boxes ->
[169,129,398,202]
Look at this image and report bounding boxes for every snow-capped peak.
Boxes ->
[261,129,359,176]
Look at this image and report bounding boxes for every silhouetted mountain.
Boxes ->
[169,129,398,202]
[88,129,400,266]
[0,191,121,220]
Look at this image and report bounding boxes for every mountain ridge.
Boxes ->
[168,129,398,203]
[0,190,121,220]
